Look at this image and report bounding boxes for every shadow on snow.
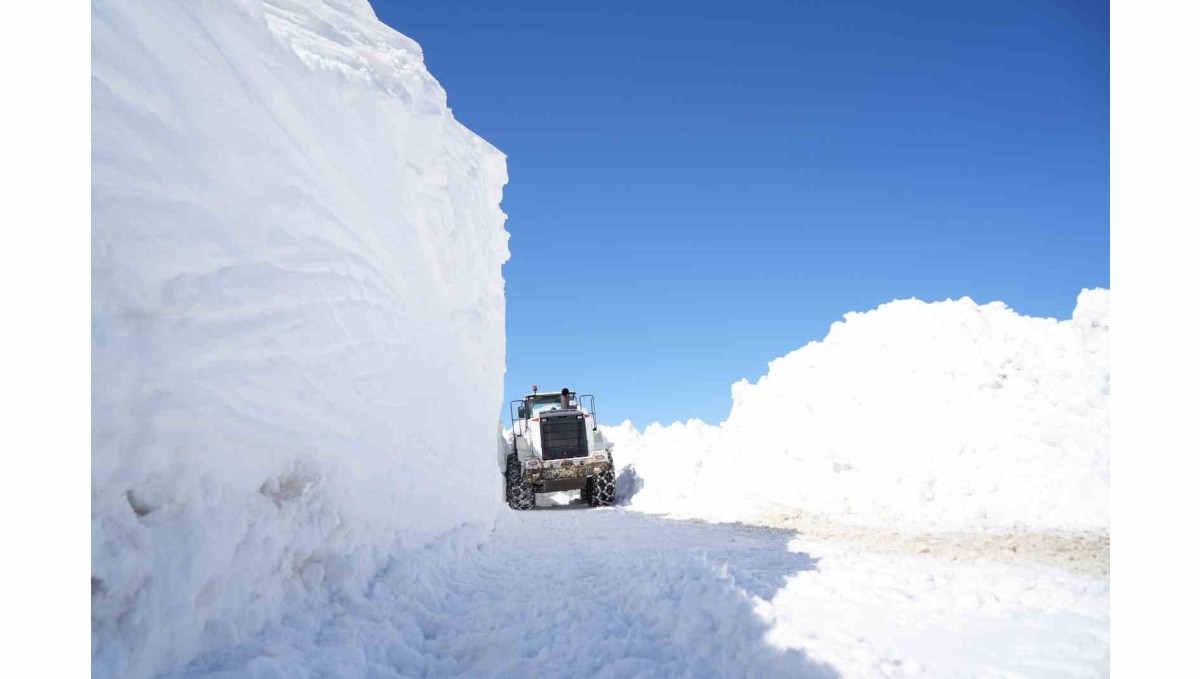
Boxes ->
[178,507,835,678]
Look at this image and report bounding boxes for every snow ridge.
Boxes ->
[611,289,1110,533]
[91,1,508,677]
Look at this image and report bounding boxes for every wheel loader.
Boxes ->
[505,386,615,510]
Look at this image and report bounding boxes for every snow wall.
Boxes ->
[610,290,1109,533]
[92,1,508,676]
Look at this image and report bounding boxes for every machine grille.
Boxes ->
[540,414,588,460]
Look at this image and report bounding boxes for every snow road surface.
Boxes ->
[177,502,1106,678]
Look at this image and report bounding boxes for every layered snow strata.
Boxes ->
[91,1,508,677]
[612,289,1110,534]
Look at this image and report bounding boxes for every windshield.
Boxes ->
[527,395,568,415]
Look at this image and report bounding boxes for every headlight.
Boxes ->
[591,455,608,463]
[523,458,541,468]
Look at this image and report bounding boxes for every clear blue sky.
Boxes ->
[371,0,1109,428]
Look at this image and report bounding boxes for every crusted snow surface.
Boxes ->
[91,1,507,677]
[609,289,1110,534]
[168,505,1106,678]
[759,532,1109,678]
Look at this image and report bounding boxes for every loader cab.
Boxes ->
[524,391,575,417]
[509,387,598,434]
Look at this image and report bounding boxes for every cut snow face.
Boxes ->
[608,289,1109,534]
[91,1,508,677]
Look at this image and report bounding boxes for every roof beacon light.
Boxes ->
[531,384,538,394]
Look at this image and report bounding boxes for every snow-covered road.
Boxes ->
[177,499,1106,679]
[90,1,1109,676]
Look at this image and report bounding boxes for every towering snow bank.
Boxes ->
[92,1,508,676]
[612,290,1109,533]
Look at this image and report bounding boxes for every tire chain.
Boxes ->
[505,454,535,510]
[587,469,616,507]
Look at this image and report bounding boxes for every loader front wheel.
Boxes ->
[506,454,535,510]
[586,469,616,507]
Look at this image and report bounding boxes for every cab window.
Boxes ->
[527,396,563,415]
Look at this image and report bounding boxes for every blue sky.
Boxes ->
[372,0,1109,428]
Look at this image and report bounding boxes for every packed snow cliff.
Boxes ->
[91,1,508,677]
[610,289,1109,534]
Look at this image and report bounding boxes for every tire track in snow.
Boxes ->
[179,507,835,678]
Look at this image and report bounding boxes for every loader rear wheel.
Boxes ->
[586,469,616,507]
[506,454,535,510]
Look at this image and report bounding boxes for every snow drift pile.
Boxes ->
[611,290,1109,533]
[92,1,508,677]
